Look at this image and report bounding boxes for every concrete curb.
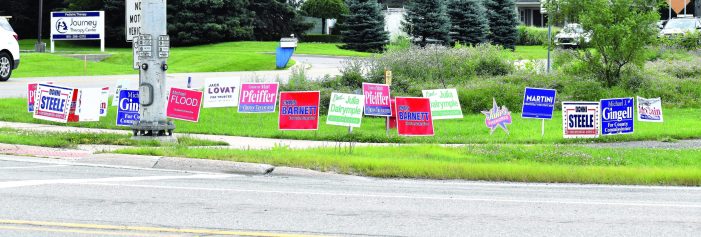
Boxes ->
[78,154,275,175]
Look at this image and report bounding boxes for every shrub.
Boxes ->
[660,31,701,51]
[302,34,343,43]
[339,44,514,94]
[516,25,557,46]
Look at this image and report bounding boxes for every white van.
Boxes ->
[0,17,20,81]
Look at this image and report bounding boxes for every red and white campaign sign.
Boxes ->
[395,97,434,136]
[279,91,320,130]
[167,87,203,122]
[33,84,74,123]
[28,82,53,113]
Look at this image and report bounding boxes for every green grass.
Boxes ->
[114,144,701,186]
[511,45,548,60]
[1,98,699,145]
[14,40,370,78]
[0,127,228,148]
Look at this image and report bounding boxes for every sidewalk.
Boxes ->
[0,121,385,150]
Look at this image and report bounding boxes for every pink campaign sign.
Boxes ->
[238,83,279,113]
[362,83,391,116]
[167,87,203,122]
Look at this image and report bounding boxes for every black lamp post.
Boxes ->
[35,0,46,52]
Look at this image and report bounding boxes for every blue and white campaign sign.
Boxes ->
[600,98,635,135]
[522,87,557,119]
[116,90,140,127]
[51,11,105,40]
[33,84,74,123]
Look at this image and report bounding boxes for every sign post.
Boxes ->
[521,87,557,137]
[130,0,175,139]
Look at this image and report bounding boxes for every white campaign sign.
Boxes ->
[125,0,142,42]
[422,89,463,120]
[562,102,600,139]
[78,88,102,122]
[326,93,365,128]
[204,78,241,108]
[637,97,664,123]
[100,87,109,117]
[112,80,138,106]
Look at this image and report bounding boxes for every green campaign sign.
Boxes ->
[327,93,365,128]
[422,89,463,120]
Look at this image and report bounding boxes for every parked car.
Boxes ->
[659,16,701,37]
[0,17,19,81]
[554,23,592,48]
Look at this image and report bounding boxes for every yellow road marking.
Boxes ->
[0,219,329,237]
[0,225,176,237]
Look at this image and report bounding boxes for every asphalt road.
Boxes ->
[0,55,347,98]
[0,155,699,237]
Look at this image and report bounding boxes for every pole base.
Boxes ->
[130,120,176,137]
[34,42,46,53]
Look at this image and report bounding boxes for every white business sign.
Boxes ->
[204,78,241,108]
[125,0,142,42]
[50,11,105,52]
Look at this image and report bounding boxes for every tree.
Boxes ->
[301,0,349,34]
[403,0,451,46]
[447,0,489,46]
[249,0,313,41]
[485,0,519,50]
[339,0,389,52]
[545,0,660,87]
[167,0,255,46]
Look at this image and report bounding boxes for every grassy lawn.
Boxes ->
[13,40,370,78]
[114,144,701,186]
[1,98,698,144]
[511,45,548,60]
[0,127,227,148]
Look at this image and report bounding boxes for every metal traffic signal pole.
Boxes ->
[131,0,175,139]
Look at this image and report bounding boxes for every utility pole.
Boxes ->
[131,0,175,140]
[35,0,46,52]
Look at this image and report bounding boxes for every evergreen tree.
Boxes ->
[403,0,451,46]
[249,0,313,41]
[339,0,389,52]
[447,0,488,46]
[485,0,519,50]
[168,0,255,46]
[301,0,349,34]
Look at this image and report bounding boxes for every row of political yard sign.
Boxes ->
[27,79,664,138]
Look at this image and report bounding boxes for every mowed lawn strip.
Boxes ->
[0,128,227,148]
[114,145,701,186]
[0,98,699,144]
[13,40,369,78]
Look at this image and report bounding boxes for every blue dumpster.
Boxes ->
[276,37,298,69]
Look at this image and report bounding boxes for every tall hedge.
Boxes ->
[250,0,313,41]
